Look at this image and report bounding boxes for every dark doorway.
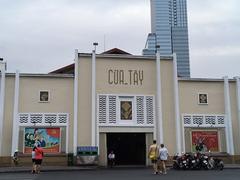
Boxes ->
[107,133,146,165]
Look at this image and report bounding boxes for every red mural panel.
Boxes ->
[192,131,219,152]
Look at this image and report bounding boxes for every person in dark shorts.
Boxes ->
[108,151,115,168]
[159,144,169,174]
[34,144,44,174]
[31,146,37,173]
[148,140,159,174]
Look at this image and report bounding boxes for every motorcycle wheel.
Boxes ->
[207,164,212,170]
[219,162,224,171]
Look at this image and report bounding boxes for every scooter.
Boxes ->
[208,157,224,170]
[199,153,211,170]
[172,153,181,170]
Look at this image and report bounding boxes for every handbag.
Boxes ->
[149,153,156,160]
[149,145,157,160]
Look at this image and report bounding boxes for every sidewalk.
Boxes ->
[0,164,240,173]
[0,165,97,173]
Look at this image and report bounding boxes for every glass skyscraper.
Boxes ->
[143,0,190,77]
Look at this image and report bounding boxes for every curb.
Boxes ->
[0,165,240,173]
[0,166,98,174]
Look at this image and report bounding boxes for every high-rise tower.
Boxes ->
[143,0,190,77]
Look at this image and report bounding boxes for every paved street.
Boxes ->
[0,168,240,180]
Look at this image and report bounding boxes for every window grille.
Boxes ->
[217,116,225,125]
[44,114,57,124]
[183,116,191,125]
[18,113,68,126]
[193,116,204,125]
[136,96,144,124]
[98,95,107,124]
[108,96,117,124]
[205,116,216,125]
[19,114,28,124]
[58,114,67,123]
[30,114,43,124]
[146,96,154,125]
[183,114,225,127]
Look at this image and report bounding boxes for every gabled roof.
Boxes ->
[101,48,131,55]
[49,63,74,74]
[49,48,132,74]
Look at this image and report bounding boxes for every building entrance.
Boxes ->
[107,133,146,165]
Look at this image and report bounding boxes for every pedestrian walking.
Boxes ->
[148,140,159,174]
[34,144,44,174]
[31,146,37,173]
[108,150,115,168]
[158,144,168,174]
[12,149,19,166]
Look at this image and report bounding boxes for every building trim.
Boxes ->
[78,53,173,61]
[0,62,6,155]
[179,78,236,82]
[173,53,182,154]
[91,50,97,146]
[224,76,234,155]
[73,49,79,156]
[11,71,20,156]
[156,50,163,144]
[236,77,240,147]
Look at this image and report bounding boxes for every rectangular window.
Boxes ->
[39,90,50,102]
[198,93,208,105]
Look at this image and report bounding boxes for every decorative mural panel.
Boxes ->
[24,127,60,153]
[191,131,219,152]
[120,101,132,120]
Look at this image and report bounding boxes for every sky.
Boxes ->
[0,0,240,78]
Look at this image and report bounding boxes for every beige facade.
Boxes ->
[0,52,240,166]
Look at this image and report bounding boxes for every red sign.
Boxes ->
[192,131,219,152]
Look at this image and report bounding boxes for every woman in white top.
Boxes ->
[108,151,115,168]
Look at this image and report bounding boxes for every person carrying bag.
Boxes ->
[148,140,159,174]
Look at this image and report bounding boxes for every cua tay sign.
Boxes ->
[108,69,144,86]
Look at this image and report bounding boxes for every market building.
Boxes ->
[0,49,240,166]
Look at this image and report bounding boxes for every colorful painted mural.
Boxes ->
[24,128,60,153]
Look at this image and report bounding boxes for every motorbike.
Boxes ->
[172,152,223,171]
[179,152,189,169]
[172,153,188,170]
[173,153,181,170]
[189,153,201,170]
[208,157,224,170]
[199,153,211,170]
